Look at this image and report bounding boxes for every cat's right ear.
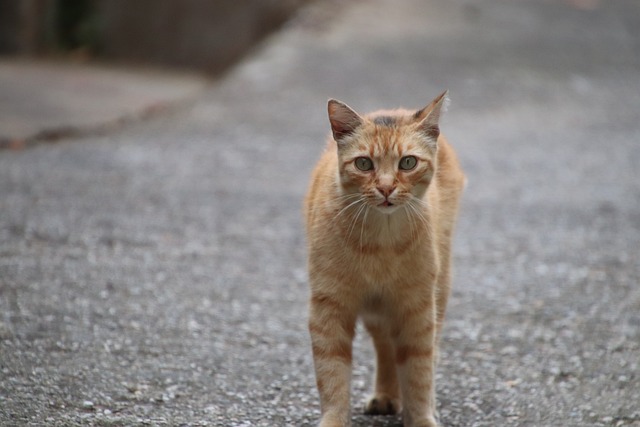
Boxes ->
[414,90,449,142]
[328,99,363,144]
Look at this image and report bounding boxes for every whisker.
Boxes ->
[346,202,368,242]
[404,205,418,242]
[333,192,362,202]
[359,205,370,251]
[409,194,429,208]
[332,196,365,222]
[410,193,445,219]
[407,199,435,242]
[406,200,432,241]
[357,205,370,269]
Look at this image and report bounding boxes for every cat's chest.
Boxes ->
[343,215,431,259]
[348,239,434,289]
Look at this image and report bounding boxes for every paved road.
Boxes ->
[0,59,208,147]
[1,0,639,426]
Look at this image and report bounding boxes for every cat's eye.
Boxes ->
[355,157,374,171]
[399,156,418,171]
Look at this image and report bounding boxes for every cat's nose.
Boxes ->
[377,185,396,198]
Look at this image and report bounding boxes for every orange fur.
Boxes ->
[304,92,465,427]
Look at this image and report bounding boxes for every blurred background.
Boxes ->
[0,0,312,74]
[1,0,639,426]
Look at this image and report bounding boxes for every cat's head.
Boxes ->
[328,91,448,215]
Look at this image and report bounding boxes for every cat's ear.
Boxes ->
[414,90,449,144]
[328,99,363,143]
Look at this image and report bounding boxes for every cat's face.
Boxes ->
[328,92,447,215]
[337,125,436,214]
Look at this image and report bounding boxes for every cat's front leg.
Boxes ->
[363,318,402,416]
[397,345,439,427]
[395,299,440,427]
[309,291,357,427]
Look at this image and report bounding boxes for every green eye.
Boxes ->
[355,157,374,171]
[399,156,417,170]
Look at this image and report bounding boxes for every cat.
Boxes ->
[303,91,465,427]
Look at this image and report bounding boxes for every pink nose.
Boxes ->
[377,185,395,198]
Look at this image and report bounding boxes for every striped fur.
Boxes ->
[304,92,465,427]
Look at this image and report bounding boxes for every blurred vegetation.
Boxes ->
[55,0,101,54]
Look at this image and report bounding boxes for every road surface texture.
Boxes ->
[1,0,639,426]
[0,60,209,147]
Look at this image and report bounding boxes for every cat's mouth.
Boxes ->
[375,199,402,214]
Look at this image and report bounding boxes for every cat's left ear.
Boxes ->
[328,99,363,144]
[414,90,449,147]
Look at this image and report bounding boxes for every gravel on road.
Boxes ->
[1,0,639,426]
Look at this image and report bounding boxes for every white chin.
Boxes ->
[376,204,402,215]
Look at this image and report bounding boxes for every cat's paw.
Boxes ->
[364,394,402,415]
[410,415,439,427]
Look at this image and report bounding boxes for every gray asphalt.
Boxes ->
[1,0,639,426]
[0,59,208,146]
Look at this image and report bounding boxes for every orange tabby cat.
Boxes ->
[304,91,465,427]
